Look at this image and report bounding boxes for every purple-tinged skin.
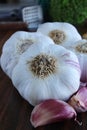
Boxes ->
[30,99,77,127]
[68,86,87,112]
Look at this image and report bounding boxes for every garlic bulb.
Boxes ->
[0,31,54,78]
[37,22,82,47]
[68,39,87,82]
[12,42,81,106]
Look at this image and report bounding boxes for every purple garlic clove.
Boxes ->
[68,86,87,112]
[30,99,77,128]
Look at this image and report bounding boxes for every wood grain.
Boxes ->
[0,22,87,130]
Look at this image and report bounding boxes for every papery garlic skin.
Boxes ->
[68,86,87,112]
[82,33,87,39]
[68,39,87,82]
[0,31,54,78]
[30,99,77,127]
[12,42,81,106]
[37,22,82,47]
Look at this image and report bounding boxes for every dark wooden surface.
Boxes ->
[0,22,87,130]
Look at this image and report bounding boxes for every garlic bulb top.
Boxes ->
[0,31,54,78]
[12,42,81,106]
[68,39,87,82]
[37,22,82,47]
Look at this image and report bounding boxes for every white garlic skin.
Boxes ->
[37,22,82,47]
[0,31,54,78]
[12,42,81,106]
[68,39,87,82]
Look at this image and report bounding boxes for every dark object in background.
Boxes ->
[38,0,50,22]
[0,0,7,3]
[0,0,18,4]
[0,9,22,21]
[0,22,28,31]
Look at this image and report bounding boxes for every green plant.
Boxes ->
[48,0,87,25]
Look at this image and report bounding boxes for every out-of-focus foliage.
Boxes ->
[38,0,87,25]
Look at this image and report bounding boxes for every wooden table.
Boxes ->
[0,22,87,130]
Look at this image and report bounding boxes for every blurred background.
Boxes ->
[0,0,87,30]
[0,0,43,30]
[0,0,38,21]
[0,0,36,10]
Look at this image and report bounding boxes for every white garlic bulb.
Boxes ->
[37,22,82,47]
[0,31,54,78]
[68,39,87,82]
[12,42,81,106]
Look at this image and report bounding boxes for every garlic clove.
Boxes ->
[30,99,77,128]
[0,31,54,78]
[37,22,82,47]
[68,86,87,112]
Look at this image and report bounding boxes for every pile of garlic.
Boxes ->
[37,22,87,83]
[1,22,87,127]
